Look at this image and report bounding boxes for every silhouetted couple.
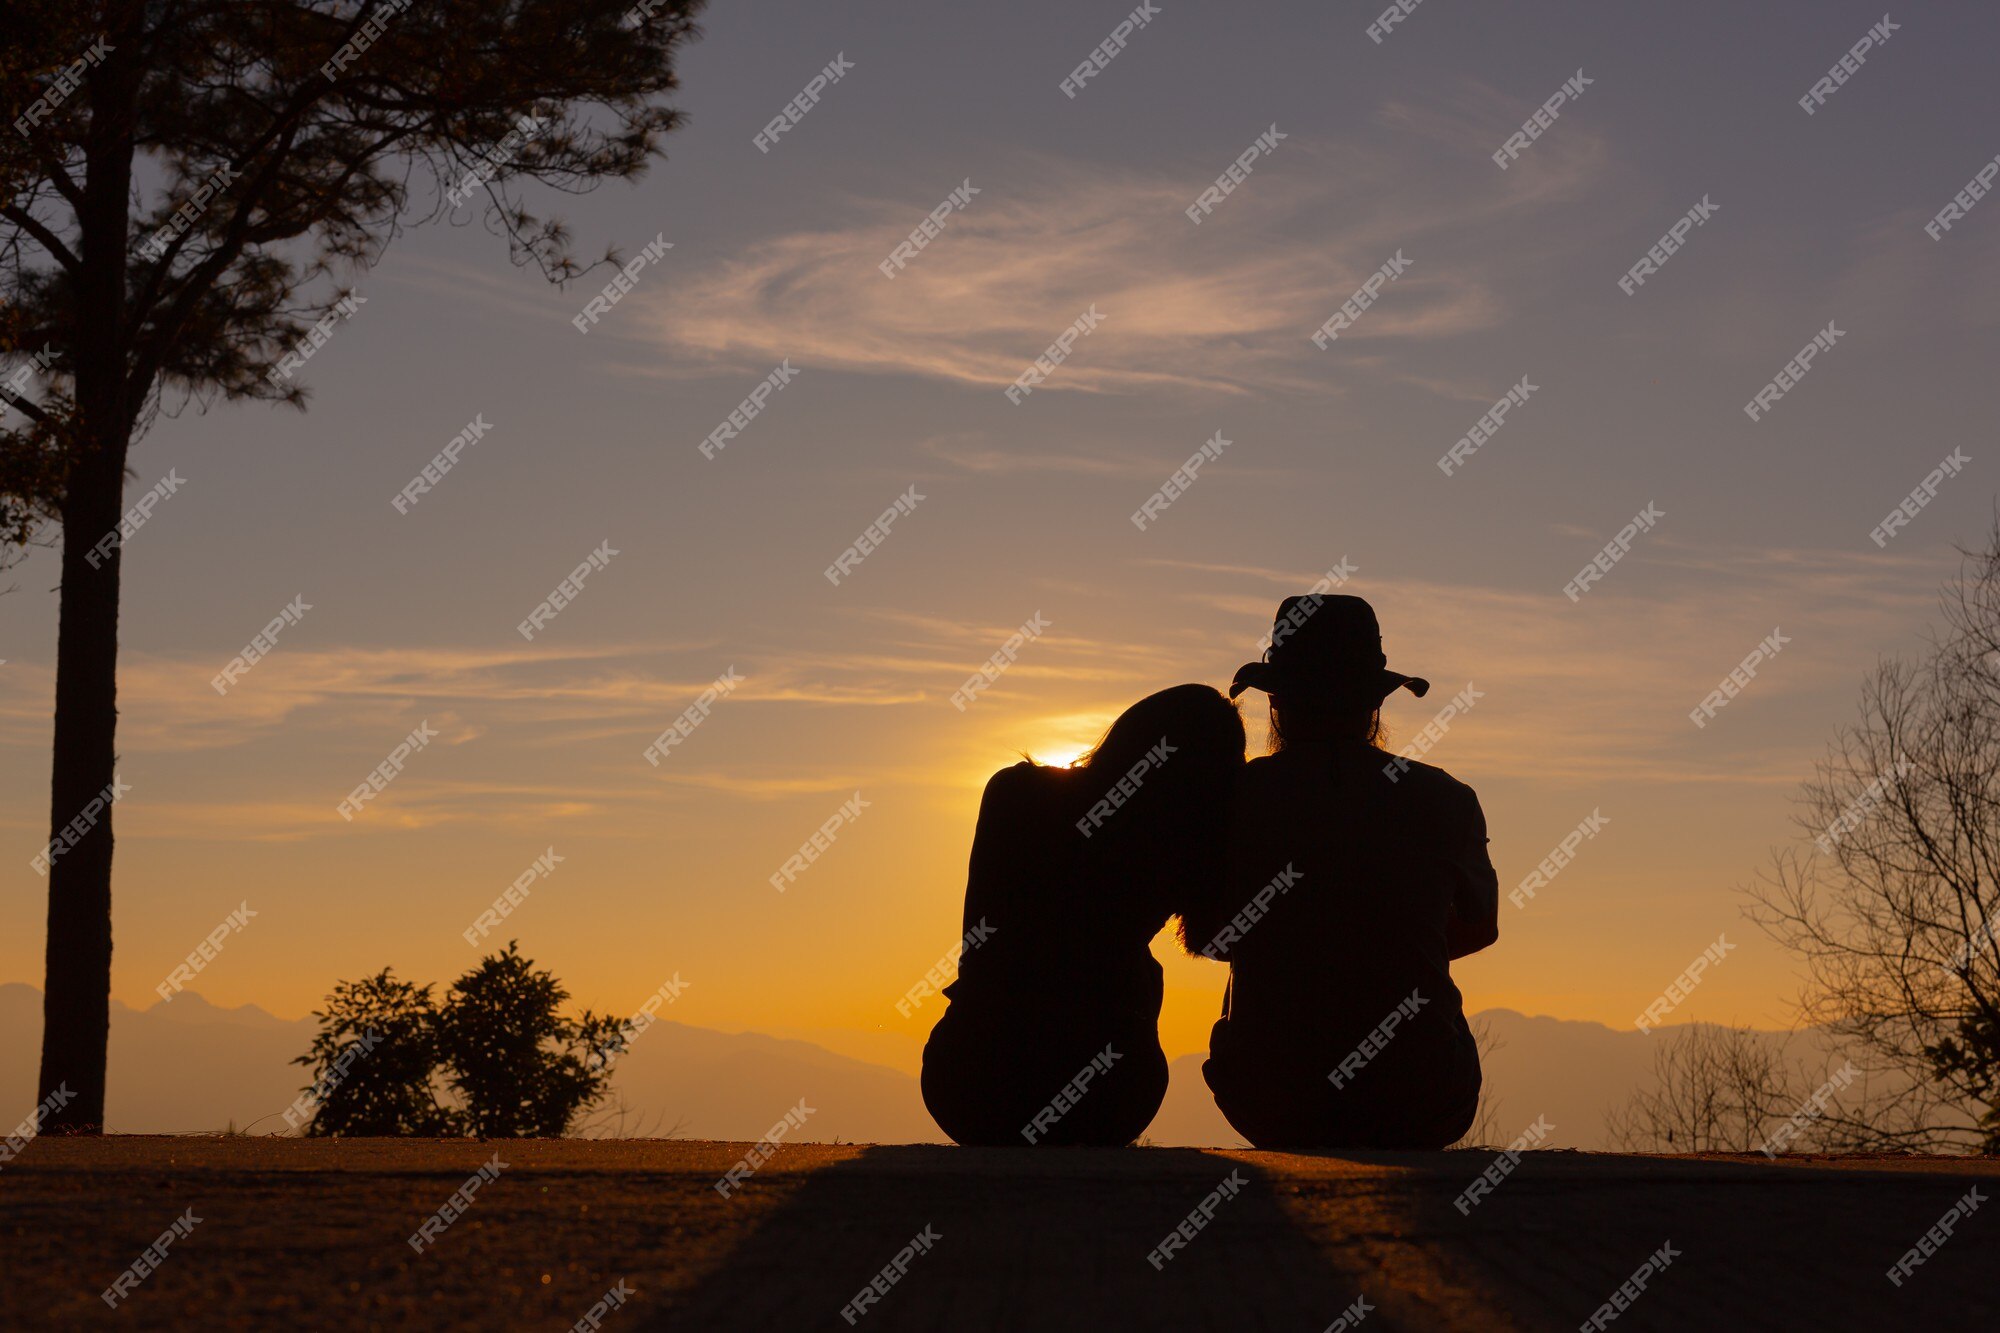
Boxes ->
[921,595,1499,1150]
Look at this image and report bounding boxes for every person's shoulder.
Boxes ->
[975,762,1052,835]
[1239,753,1291,788]
[1237,751,1335,807]
[1381,754,1479,802]
[982,759,1052,802]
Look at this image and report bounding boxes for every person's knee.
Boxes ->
[1131,1043,1169,1101]
[919,1040,996,1146]
[1093,1047,1168,1144]
[1201,1066,1288,1149]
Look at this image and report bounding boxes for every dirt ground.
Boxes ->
[3,1137,1996,1330]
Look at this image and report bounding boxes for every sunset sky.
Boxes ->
[6,0,2000,1078]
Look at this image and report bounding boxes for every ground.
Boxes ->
[3,1139,1996,1330]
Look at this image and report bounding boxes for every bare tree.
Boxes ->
[1607,1024,1804,1154]
[1745,520,2000,1153]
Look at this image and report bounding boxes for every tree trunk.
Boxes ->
[36,447,127,1134]
[37,7,140,1135]
[36,453,126,1132]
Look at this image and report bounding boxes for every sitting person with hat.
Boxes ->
[1193,594,1499,1150]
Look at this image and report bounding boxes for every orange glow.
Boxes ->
[1028,742,1089,769]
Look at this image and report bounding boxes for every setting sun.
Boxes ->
[1030,743,1090,769]
[1021,710,1122,771]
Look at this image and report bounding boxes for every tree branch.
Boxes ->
[0,205,82,275]
[0,383,53,426]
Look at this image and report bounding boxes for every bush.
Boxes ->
[292,969,453,1137]
[292,944,626,1137]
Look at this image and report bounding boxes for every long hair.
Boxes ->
[1266,696,1385,751]
[1070,684,1244,932]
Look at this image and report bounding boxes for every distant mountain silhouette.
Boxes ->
[0,984,1803,1147]
[1466,1008,1669,1145]
[0,982,939,1142]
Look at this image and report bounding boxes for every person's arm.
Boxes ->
[1445,784,1499,961]
[960,762,1037,938]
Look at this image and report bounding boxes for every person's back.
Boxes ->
[921,685,1244,1146]
[931,760,1167,1051]
[1199,592,1499,1149]
[1203,743,1495,1148]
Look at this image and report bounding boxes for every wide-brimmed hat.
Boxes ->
[1229,594,1429,708]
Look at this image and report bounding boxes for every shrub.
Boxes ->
[293,944,625,1137]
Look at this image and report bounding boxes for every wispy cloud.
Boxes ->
[636,107,1612,400]
[0,611,1160,757]
[918,432,1165,477]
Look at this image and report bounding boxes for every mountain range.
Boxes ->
[0,982,1698,1148]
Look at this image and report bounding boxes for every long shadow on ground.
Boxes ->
[662,1147,2000,1332]
[659,1145,1378,1331]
